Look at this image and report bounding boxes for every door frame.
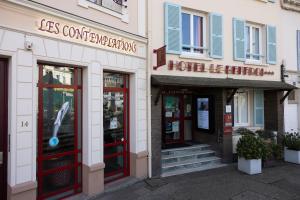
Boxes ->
[0,58,8,200]
[103,71,130,183]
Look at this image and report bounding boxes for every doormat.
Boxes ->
[162,143,192,149]
[144,178,168,191]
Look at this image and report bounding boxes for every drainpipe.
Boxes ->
[146,0,152,178]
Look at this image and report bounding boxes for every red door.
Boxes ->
[103,72,129,183]
[0,59,8,200]
[37,64,82,200]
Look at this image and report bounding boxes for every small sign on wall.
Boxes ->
[224,113,233,135]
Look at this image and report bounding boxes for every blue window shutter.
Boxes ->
[165,2,181,54]
[254,90,264,127]
[210,13,223,59]
[267,25,277,64]
[233,18,246,61]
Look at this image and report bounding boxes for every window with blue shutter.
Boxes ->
[267,25,277,64]
[210,13,223,59]
[297,30,300,71]
[165,3,181,54]
[233,18,246,61]
[254,90,264,127]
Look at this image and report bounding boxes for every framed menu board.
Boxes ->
[196,96,214,133]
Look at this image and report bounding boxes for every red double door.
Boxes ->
[0,59,8,200]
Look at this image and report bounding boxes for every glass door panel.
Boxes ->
[103,72,129,183]
[38,64,82,200]
[163,95,183,144]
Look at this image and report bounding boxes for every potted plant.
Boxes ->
[236,134,264,175]
[283,132,300,164]
[233,128,254,154]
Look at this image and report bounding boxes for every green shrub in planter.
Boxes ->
[256,129,276,142]
[235,128,255,136]
[284,132,300,151]
[237,134,265,160]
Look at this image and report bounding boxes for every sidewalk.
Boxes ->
[92,163,300,200]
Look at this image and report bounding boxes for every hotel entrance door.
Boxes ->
[0,59,8,200]
[162,94,193,146]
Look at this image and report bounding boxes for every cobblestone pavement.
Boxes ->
[92,163,300,200]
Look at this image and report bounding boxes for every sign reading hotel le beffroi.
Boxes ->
[154,60,275,77]
[37,18,137,55]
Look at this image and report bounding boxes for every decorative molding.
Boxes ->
[281,0,300,12]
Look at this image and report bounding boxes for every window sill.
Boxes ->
[179,53,212,61]
[78,0,129,23]
[244,60,268,67]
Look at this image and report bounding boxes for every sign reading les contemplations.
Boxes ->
[38,18,137,54]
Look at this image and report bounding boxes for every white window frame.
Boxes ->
[181,11,207,57]
[78,0,129,23]
[245,23,263,64]
[234,91,250,127]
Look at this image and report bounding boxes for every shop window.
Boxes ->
[234,91,249,126]
[245,24,262,62]
[181,12,206,55]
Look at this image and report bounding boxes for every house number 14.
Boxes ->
[21,121,29,127]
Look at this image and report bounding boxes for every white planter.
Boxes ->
[284,148,300,164]
[238,157,262,175]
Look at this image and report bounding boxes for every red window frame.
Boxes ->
[103,72,130,183]
[37,64,82,200]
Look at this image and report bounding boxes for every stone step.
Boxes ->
[161,163,227,177]
[161,150,215,165]
[161,144,210,156]
[162,156,222,174]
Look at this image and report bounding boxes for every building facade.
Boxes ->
[280,0,300,132]
[148,0,295,177]
[0,0,148,199]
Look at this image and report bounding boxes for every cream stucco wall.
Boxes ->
[0,0,148,194]
[6,0,142,36]
[149,0,282,81]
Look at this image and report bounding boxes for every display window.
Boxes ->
[37,64,82,200]
[103,72,129,183]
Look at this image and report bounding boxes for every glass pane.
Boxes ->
[193,15,203,54]
[103,73,125,88]
[103,92,125,144]
[104,144,124,156]
[104,155,124,174]
[42,168,75,194]
[165,120,180,140]
[184,95,192,117]
[182,13,191,47]
[42,88,75,155]
[240,93,248,124]
[77,90,82,150]
[246,26,250,59]
[42,155,75,171]
[42,65,74,85]
[255,108,264,125]
[164,96,180,118]
[234,96,239,124]
[252,27,260,60]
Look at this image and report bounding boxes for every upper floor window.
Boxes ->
[245,24,262,62]
[181,12,206,55]
[87,0,123,13]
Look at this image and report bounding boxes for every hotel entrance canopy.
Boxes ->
[151,75,297,90]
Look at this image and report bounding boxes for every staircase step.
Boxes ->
[162,156,221,174]
[161,150,215,164]
[161,144,210,156]
[161,163,227,177]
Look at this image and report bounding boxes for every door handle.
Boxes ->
[0,152,3,165]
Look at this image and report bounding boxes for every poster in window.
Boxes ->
[197,98,209,130]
